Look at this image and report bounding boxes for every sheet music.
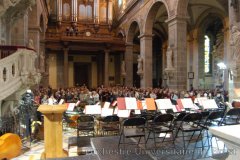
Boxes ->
[114,107,118,114]
[58,99,64,105]
[117,110,130,118]
[101,108,114,117]
[85,105,102,115]
[155,99,174,110]
[103,102,110,109]
[134,110,141,114]
[67,103,75,111]
[181,98,195,109]
[125,97,138,110]
[202,99,218,109]
[141,100,147,110]
[194,97,208,106]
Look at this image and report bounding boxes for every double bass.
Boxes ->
[0,133,22,159]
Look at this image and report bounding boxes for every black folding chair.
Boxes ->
[146,114,175,147]
[219,108,240,126]
[100,115,120,136]
[77,115,95,137]
[118,117,146,149]
[175,113,203,150]
[201,111,224,147]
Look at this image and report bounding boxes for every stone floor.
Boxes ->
[13,128,232,160]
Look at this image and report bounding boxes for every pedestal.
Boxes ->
[38,104,68,159]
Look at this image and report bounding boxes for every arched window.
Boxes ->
[86,5,92,20]
[204,35,210,73]
[63,3,70,20]
[79,4,86,20]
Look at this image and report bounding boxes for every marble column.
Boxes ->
[166,17,187,90]
[64,48,69,88]
[228,0,240,101]
[139,34,153,88]
[125,43,133,87]
[104,50,109,86]
[57,0,62,22]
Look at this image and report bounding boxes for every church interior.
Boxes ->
[1,0,240,159]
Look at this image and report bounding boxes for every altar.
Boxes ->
[209,125,240,160]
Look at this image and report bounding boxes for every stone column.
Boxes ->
[228,0,240,101]
[139,34,153,88]
[63,48,69,88]
[104,50,109,86]
[71,0,77,22]
[57,0,62,22]
[223,26,230,91]
[166,17,187,90]
[187,33,195,90]
[125,43,133,87]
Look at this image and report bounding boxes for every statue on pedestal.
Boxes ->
[166,47,174,69]
[39,51,45,73]
[121,60,126,77]
[137,55,143,76]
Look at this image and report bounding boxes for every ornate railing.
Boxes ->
[0,116,19,136]
[0,46,41,101]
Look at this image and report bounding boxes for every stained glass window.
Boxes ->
[204,35,210,73]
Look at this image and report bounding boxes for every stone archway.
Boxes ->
[124,21,141,87]
[140,1,169,88]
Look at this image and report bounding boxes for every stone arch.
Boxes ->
[143,0,169,35]
[126,20,141,43]
[176,0,189,17]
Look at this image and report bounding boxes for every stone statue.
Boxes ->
[230,25,240,60]
[28,39,34,49]
[39,51,45,72]
[166,47,173,69]
[137,55,143,75]
[121,60,126,76]
[229,25,240,77]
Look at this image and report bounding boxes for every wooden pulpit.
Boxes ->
[38,104,68,159]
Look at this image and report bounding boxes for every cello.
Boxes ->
[0,133,22,159]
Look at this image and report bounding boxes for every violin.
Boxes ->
[0,133,22,159]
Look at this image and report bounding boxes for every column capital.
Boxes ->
[138,34,154,39]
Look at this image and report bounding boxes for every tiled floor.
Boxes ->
[13,129,79,160]
[13,128,230,160]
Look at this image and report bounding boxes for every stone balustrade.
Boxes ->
[0,47,41,101]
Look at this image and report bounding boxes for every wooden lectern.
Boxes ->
[38,104,68,159]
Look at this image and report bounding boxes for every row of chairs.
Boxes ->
[74,108,240,150]
[119,108,240,149]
